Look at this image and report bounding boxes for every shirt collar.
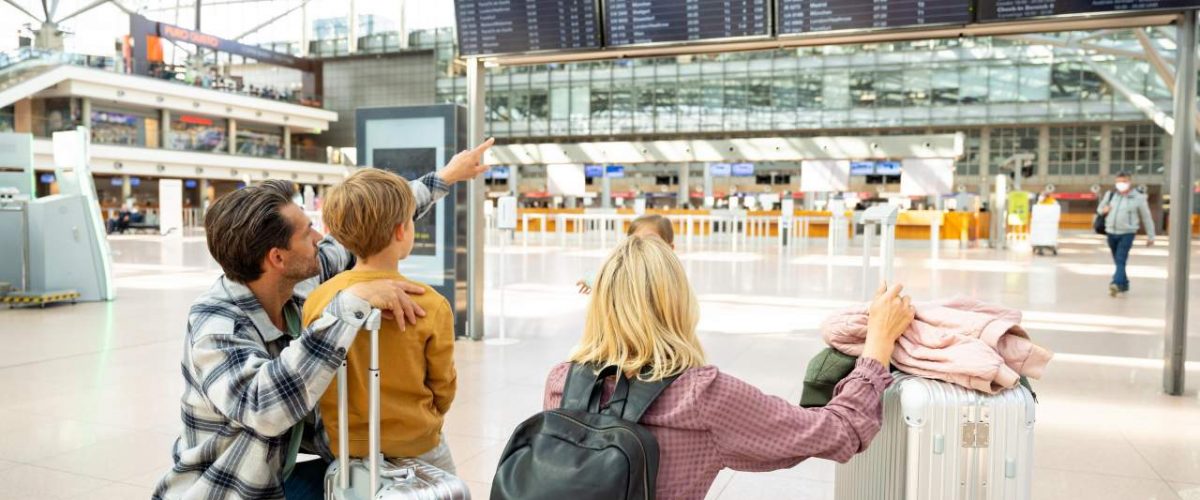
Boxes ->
[218,276,303,343]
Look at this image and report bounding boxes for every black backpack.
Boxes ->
[491,364,677,500]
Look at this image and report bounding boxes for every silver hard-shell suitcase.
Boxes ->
[324,309,470,500]
[835,374,1036,500]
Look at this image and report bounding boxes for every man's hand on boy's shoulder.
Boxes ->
[344,279,428,331]
[438,137,495,185]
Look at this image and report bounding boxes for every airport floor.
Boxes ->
[1,230,1199,499]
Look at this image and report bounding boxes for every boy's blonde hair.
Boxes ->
[626,214,674,245]
[569,235,705,381]
[323,168,415,258]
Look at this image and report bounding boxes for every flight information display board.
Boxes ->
[979,0,1200,21]
[454,0,601,56]
[779,0,972,34]
[605,0,770,47]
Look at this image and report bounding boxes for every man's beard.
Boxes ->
[283,257,320,282]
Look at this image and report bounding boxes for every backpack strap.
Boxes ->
[561,363,619,412]
[602,370,680,423]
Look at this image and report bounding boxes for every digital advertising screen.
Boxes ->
[585,164,604,178]
[373,147,439,257]
[876,160,902,176]
[709,163,732,177]
[850,161,876,176]
[605,165,626,178]
[732,162,755,177]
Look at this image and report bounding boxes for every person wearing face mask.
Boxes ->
[1096,172,1156,296]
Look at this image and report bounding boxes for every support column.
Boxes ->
[14,98,32,134]
[677,163,690,208]
[1100,124,1113,178]
[283,127,292,160]
[347,0,358,54]
[979,127,991,198]
[465,57,486,340]
[601,172,612,208]
[509,164,520,196]
[1037,125,1050,185]
[121,175,132,201]
[228,119,237,155]
[161,109,171,151]
[299,1,310,57]
[703,162,714,207]
[81,97,92,128]
[1164,11,1196,396]
[199,178,211,213]
[397,0,409,49]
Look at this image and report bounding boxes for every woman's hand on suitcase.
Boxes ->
[862,282,915,368]
[346,279,428,331]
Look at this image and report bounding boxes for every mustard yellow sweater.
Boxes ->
[303,269,457,458]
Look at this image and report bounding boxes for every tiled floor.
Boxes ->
[0,230,1198,499]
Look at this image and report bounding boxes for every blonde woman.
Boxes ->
[543,235,915,500]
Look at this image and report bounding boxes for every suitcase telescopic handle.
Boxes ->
[336,309,384,494]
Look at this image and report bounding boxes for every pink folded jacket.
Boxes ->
[820,296,1053,393]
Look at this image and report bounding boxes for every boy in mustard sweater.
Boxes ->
[303,168,457,472]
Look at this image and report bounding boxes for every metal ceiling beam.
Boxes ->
[998,33,1147,59]
[233,0,311,41]
[56,0,117,23]
[1133,28,1200,134]
[143,0,274,11]
[40,0,48,19]
[2,0,43,22]
[1083,57,1200,158]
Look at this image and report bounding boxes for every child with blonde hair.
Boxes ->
[545,235,915,499]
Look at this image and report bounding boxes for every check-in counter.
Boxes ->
[516,208,989,242]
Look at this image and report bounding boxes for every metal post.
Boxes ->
[862,222,875,301]
[347,0,358,54]
[601,173,611,208]
[466,57,486,340]
[678,163,690,208]
[1164,11,1196,396]
[299,0,309,57]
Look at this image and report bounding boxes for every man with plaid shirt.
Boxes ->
[154,139,493,500]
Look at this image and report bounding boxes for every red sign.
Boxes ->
[179,115,214,126]
[1052,192,1098,201]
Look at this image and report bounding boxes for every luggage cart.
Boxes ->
[1030,201,1061,256]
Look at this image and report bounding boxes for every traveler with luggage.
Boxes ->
[152,139,493,500]
[1095,171,1156,296]
[493,235,915,500]
[303,169,460,487]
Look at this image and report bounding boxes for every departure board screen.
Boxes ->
[779,0,972,34]
[454,0,601,56]
[979,0,1200,21]
[605,0,770,47]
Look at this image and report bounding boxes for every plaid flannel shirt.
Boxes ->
[154,173,448,500]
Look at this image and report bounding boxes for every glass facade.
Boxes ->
[407,29,1180,185]
[1048,126,1101,177]
[1110,123,1167,178]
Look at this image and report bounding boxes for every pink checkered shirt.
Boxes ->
[544,358,892,500]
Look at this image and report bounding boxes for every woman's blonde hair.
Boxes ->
[569,235,705,381]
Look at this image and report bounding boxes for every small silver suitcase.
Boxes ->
[835,374,1036,500]
[323,309,470,500]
